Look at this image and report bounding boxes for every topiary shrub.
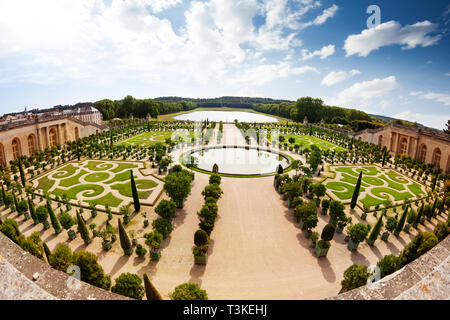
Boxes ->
[194,229,209,247]
[340,264,370,293]
[49,244,73,272]
[376,254,401,278]
[155,199,177,220]
[399,232,438,267]
[152,218,173,239]
[111,272,144,300]
[433,222,450,242]
[170,282,208,300]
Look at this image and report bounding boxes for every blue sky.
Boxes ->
[0,0,449,129]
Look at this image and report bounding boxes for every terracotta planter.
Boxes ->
[194,254,207,265]
[315,245,329,258]
[347,239,359,251]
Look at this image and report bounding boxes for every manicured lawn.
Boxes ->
[326,181,366,200]
[110,163,138,173]
[117,131,176,147]
[85,172,110,182]
[280,134,345,151]
[85,161,114,171]
[53,184,105,200]
[379,174,406,191]
[104,170,134,184]
[37,175,55,191]
[87,192,123,208]
[53,164,78,179]
[59,170,89,188]
[408,182,426,197]
[111,179,157,199]
[386,170,409,184]
[371,187,413,202]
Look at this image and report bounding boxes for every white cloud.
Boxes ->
[321,69,360,86]
[228,63,319,87]
[301,44,335,61]
[148,0,183,13]
[344,20,442,57]
[300,4,339,30]
[411,91,450,106]
[330,76,398,108]
[445,73,450,77]
[392,111,449,130]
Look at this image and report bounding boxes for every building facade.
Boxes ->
[352,123,450,173]
[0,115,106,165]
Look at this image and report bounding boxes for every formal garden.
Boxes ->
[0,116,449,300]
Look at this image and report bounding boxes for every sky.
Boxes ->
[0,0,449,129]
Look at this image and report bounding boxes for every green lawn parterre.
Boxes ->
[325,165,428,210]
[32,160,160,209]
[280,134,346,151]
[116,131,195,147]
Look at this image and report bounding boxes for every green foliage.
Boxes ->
[194,229,209,247]
[27,196,37,222]
[118,218,132,255]
[17,232,44,260]
[295,201,317,222]
[152,218,172,239]
[16,199,28,214]
[201,184,223,200]
[209,174,221,185]
[59,212,74,230]
[111,273,144,300]
[351,171,363,209]
[377,254,401,278]
[36,205,49,223]
[347,223,370,243]
[135,244,147,257]
[340,264,370,293]
[72,250,111,290]
[170,282,208,300]
[144,231,163,249]
[311,183,327,198]
[164,171,192,202]
[47,200,61,233]
[0,218,21,243]
[49,244,73,272]
[395,205,409,233]
[76,210,91,245]
[433,222,450,242]
[321,224,335,242]
[368,215,383,243]
[143,273,162,300]
[129,170,140,212]
[399,232,438,267]
[155,199,177,220]
[385,216,397,233]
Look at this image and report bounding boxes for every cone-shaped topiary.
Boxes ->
[431,175,438,192]
[13,192,19,212]
[143,273,162,300]
[43,241,52,263]
[76,140,81,161]
[1,183,6,206]
[76,210,91,244]
[321,224,335,242]
[28,196,38,224]
[351,171,362,209]
[368,215,383,245]
[18,158,26,188]
[118,218,132,255]
[194,229,209,247]
[395,205,409,235]
[415,203,424,226]
[47,200,61,234]
[130,170,140,212]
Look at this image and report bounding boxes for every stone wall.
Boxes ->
[0,232,128,300]
[327,235,450,300]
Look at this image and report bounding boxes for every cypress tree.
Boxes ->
[351,171,363,209]
[431,175,438,192]
[43,242,52,263]
[381,149,387,167]
[76,210,91,244]
[430,198,438,220]
[12,192,19,213]
[110,130,113,148]
[46,200,61,233]
[395,205,409,235]
[18,158,26,188]
[118,218,132,255]
[28,196,38,225]
[368,215,383,245]
[415,203,424,227]
[1,183,6,206]
[76,140,80,161]
[143,273,162,300]
[130,170,140,212]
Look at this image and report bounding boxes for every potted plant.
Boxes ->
[120,204,131,224]
[315,224,335,258]
[347,223,370,251]
[310,232,319,248]
[142,212,149,228]
[382,216,397,241]
[193,229,209,265]
[135,244,147,258]
[321,199,330,215]
[129,229,137,246]
[145,231,163,260]
[90,204,97,218]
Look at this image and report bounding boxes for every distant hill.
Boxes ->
[154,96,294,108]
[369,113,441,132]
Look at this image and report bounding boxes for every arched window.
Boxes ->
[12,138,21,160]
[74,127,79,140]
[0,143,5,165]
[418,144,427,163]
[432,148,441,169]
[446,155,450,174]
[378,135,383,147]
[28,134,37,155]
[49,128,58,146]
[399,137,408,155]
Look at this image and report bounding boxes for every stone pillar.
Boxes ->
[36,128,43,152]
[44,127,50,148]
[57,125,62,145]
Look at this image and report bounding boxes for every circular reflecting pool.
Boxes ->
[184,146,290,176]
[174,110,279,123]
